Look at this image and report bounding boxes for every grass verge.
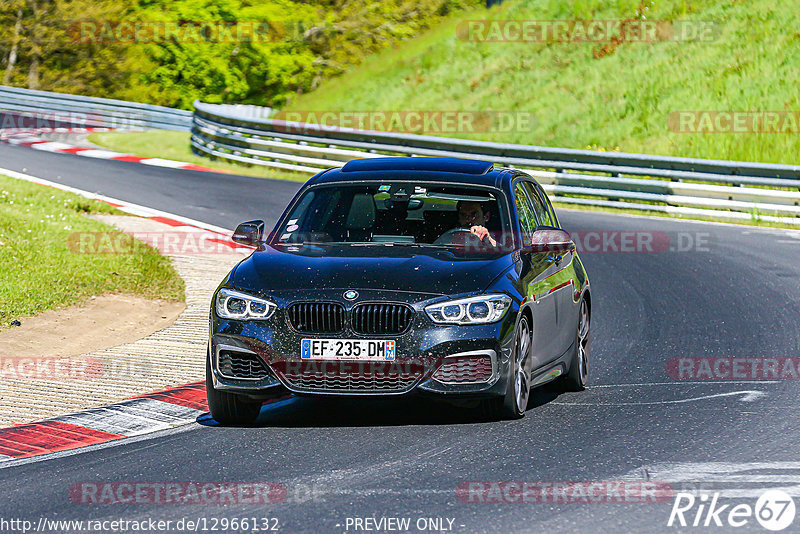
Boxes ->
[0,174,185,328]
[282,0,800,165]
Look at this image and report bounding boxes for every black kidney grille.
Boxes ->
[288,302,346,333]
[351,303,414,335]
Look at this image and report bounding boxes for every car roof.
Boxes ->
[306,157,515,188]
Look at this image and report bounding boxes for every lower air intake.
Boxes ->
[432,355,493,383]
[273,361,424,393]
[218,349,271,380]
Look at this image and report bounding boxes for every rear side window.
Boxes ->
[521,181,554,228]
[535,182,560,228]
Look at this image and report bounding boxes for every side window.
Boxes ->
[521,181,553,227]
[536,183,560,228]
[513,183,536,246]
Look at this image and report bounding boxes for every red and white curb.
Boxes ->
[0,382,207,462]
[0,388,293,465]
[0,166,252,252]
[0,128,225,173]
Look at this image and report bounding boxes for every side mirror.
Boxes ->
[232,220,265,247]
[527,227,574,253]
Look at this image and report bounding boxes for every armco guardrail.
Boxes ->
[192,101,800,226]
[0,85,191,131]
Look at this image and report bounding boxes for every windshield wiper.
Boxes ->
[279,241,462,249]
[351,242,459,248]
[277,241,346,245]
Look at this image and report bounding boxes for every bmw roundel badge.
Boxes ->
[343,290,359,301]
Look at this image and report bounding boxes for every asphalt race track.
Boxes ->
[1,143,799,533]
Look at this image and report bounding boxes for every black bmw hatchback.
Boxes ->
[207,157,591,424]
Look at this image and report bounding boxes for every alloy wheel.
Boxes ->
[576,299,590,387]
[513,317,532,413]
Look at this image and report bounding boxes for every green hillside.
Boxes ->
[283,0,800,164]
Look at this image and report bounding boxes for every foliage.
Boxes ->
[0,0,480,108]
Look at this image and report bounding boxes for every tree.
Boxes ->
[0,0,480,107]
[2,4,24,84]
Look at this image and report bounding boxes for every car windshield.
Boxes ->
[273,182,512,250]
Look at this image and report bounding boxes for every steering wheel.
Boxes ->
[433,226,485,246]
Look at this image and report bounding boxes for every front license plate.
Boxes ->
[300,339,396,361]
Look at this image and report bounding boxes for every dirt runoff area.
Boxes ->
[0,294,184,367]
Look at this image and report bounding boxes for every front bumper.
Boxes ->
[209,288,518,399]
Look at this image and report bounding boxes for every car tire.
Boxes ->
[563,298,590,392]
[206,353,262,426]
[480,314,531,420]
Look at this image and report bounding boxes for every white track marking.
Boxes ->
[623,462,800,498]
[138,158,190,168]
[553,390,767,405]
[68,149,126,159]
[28,141,76,152]
[0,166,235,235]
[588,381,780,388]
[6,136,44,145]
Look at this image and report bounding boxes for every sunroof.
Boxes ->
[340,157,494,175]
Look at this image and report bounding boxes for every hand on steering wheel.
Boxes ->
[468,225,497,247]
[434,226,496,247]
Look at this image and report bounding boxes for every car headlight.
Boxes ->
[215,288,276,320]
[425,294,511,325]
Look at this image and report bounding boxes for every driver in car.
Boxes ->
[455,200,497,247]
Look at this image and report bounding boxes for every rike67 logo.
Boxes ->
[668,490,796,531]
